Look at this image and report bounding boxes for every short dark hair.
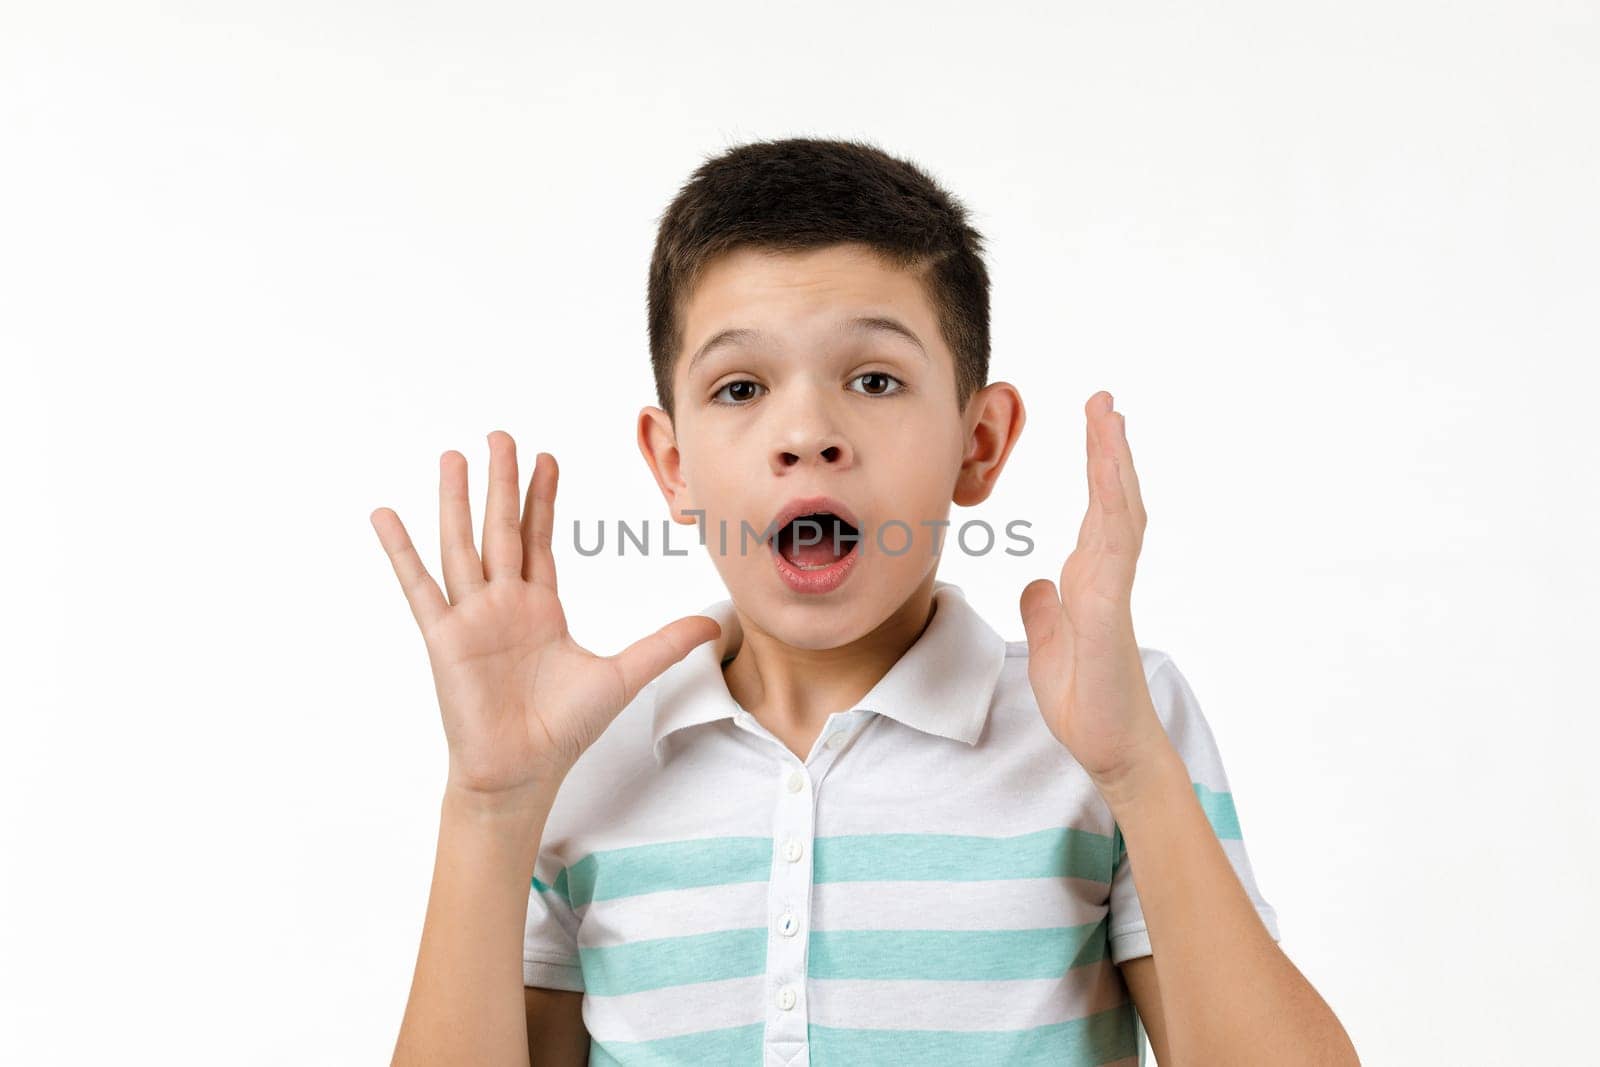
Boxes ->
[647,137,991,419]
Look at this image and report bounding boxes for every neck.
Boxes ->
[721,572,940,741]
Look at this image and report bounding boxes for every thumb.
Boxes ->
[610,614,723,709]
[1019,578,1064,655]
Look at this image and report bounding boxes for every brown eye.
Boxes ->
[712,380,763,405]
[851,372,903,397]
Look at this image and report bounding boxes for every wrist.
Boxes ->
[1091,735,1188,816]
[442,777,561,826]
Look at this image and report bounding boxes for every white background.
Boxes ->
[4,2,1596,1063]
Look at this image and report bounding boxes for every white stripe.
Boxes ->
[580,875,1118,948]
[579,879,768,947]
[583,974,765,1041]
[814,876,1110,931]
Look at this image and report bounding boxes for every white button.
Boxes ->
[783,837,803,862]
[778,911,799,937]
[825,730,848,750]
[776,984,797,1010]
[785,769,805,793]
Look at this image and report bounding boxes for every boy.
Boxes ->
[374,138,1359,1065]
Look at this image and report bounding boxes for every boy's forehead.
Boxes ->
[678,242,944,367]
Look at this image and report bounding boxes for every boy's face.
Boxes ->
[638,241,1021,650]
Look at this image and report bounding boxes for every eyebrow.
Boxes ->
[686,315,930,374]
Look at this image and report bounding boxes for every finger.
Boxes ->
[610,614,723,710]
[1107,411,1147,531]
[1018,577,1064,655]
[1072,492,1099,559]
[370,507,449,631]
[1071,391,1109,559]
[520,451,559,593]
[482,431,524,582]
[1083,392,1101,503]
[1093,409,1129,520]
[440,450,485,605]
[1090,405,1140,584]
[1076,399,1115,558]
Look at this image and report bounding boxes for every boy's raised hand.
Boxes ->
[1018,392,1173,793]
[370,432,721,801]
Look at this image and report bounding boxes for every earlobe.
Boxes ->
[953,382,1026,506]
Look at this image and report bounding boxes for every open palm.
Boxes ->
[370,432,721,798]
[1019,393,1168,786]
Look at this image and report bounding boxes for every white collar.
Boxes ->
[651,579,1009,765]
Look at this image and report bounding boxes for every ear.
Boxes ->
[953,382,1026,507]
[637,405,701,525]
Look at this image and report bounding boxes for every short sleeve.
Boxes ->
[523,854,585,991]
[1107,653,1281,965]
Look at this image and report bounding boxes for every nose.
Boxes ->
[772,415,854,473]
[777,439,848,470]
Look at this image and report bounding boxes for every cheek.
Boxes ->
[882,422,966,477]
[880,466,958,528]
[700,477,759,531]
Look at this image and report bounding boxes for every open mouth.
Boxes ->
[772,511,862,570]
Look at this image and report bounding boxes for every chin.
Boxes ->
[750,565,926,644]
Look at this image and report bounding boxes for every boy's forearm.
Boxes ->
[392,784,559,1067]
[1100,744,1359,1066]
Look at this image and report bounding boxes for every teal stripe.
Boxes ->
[578,927,768,997]
[587,1022,764,1066]
[530,866,573,903]
[814,827,1115,885]
[809,916,1109,981]
[809,1003,1139,1066]
[565,835,773,908]
[554,808,1234,899]
[550,827,1117,911]
[1192,783,1242,840]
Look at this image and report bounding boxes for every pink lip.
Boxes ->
[770,532,861,594]
[766,494,862,538]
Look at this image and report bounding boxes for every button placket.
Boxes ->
[766,758,813,1061]
[760,710,871,1065]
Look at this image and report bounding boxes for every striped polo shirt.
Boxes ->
[523,579,1280,1066]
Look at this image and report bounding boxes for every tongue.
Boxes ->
[780,520,853,567]
[787,536,843,567]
